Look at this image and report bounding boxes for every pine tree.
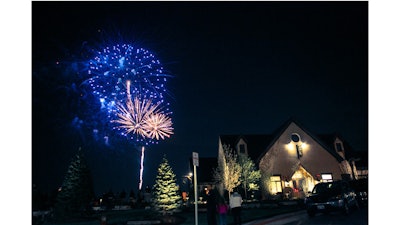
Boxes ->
[55,147,94,218]
[152,155,181,215]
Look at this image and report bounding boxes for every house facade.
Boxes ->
[218,119,367,200]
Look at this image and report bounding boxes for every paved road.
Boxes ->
[244,205,368,225]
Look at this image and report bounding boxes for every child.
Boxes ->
[216,197,229,225]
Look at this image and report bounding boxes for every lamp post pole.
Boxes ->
[193,152,199,225]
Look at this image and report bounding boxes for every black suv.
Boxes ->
[304,180,359,217]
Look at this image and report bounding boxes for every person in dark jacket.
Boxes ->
[206,188,217,225]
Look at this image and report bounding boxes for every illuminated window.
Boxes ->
[321,173,333,182]
[270,175,282,194]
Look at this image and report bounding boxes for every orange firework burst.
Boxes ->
[144,113,174,140]
[112,80,173,142]
[112,97,159,139]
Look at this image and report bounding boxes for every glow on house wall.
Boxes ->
[285,134,309,159]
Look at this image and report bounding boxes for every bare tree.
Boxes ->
[214,144,241,198]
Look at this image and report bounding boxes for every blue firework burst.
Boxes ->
[87,44,171,114]
[85,43,173,147]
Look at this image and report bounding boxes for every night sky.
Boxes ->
[32,1,368,196]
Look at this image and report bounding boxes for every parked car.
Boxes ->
[304,180,359,217]
[349,178,368,205]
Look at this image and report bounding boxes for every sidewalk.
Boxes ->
[243,210,307,225]
[181,202,305,225]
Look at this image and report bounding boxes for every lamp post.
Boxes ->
[193,152,199,225]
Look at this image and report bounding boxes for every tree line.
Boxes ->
[34,145,263,220]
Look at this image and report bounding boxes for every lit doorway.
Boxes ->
[291,166,314,199]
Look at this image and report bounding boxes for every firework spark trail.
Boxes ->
[139,146,145,190]
[112,80,174,190]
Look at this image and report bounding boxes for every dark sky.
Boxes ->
[32,1,368,196]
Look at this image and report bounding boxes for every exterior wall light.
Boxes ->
[286,133,308,158]
[291,133,303,159]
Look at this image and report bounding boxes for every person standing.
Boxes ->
[229,191,243,225]
[216,196,228,225]
[206,188,217,225]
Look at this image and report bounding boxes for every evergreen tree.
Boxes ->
[152,155,181,215]
[55,147,94,218]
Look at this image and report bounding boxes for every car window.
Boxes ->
[312,182,341,194]
[312,183,329,194]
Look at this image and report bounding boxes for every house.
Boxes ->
[218,118,368,200]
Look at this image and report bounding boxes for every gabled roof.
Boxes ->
[219,134,274,162]
[219,118,355,165]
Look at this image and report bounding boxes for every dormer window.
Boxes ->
[237,138,248,155]
[335,142,343,152]
[334,138,345,159]
[239,144,246,154]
